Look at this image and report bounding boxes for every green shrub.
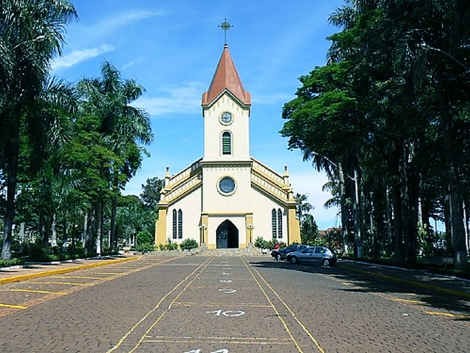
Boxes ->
[0,257,25,268]
[254,237,268,249]
[157,239,179,251]
[136,243,155,253]
[135,230,155,253]
[180,238,198,251]
[26,242,49,262]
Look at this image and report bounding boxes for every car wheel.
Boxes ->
[289,256,299,264]
[276,254,282,261]
[322,258,330,266]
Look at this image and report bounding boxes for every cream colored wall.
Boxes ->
[202,165,252,214]
[203,94,250,162]
[166,188,202,244]
[251,188,289,243]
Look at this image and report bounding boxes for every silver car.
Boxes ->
[286,246,337,266]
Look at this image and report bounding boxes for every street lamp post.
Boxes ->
[420,42,470,73]
[11,35,46,51]
[199,224,207,246]
[247,224,254,245]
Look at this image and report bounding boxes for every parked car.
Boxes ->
[271,244,309,261]
[286,246,337,266]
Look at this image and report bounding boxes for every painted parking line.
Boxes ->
[0,257,183,319]
[242,257,326,353]
[2,289,68,295]
[27,281,91,286]
[0,303,27,309]
[50,275,104,280]
[0,256,139,285]
[337,263,470,299]
[107,257,214,353]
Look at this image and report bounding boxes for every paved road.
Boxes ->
[0,254,469,352]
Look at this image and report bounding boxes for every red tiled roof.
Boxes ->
[202,44,251,107]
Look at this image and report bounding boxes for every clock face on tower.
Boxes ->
[220,111,233,125]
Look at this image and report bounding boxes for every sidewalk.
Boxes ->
[337,259,470,299]
[0,255,139,285]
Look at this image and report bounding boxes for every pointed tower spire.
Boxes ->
[201,44,251,107]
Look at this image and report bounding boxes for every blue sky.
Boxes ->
[52,0,345,230]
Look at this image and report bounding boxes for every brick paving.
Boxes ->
[0,253,469,352]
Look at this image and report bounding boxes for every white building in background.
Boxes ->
[155,44,300,249]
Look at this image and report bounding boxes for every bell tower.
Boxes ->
[201,21,251,163]
[201,44,251,162]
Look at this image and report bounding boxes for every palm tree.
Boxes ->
[294,193,312,221]
[78,61,153,253]
[0,0,77,259]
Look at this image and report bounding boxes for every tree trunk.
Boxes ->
[391,183,404,264]
[96,202,102,256]
[406,165,419,265]
[338,162,349,254]
[1,122,20,260]
[51,214,57,247]
[110,193,117,252]
[450,188,468,269]
[439,85,468,269]
[353,171,361,257]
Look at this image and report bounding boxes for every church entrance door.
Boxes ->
[216,220,239,249]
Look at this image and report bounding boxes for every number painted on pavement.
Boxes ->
[184,349,228,353]
[207,310,245,317]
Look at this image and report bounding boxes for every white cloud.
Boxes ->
[90,10,163,38]
[52,44,115,69]
[135,82,204,117]
[122,60,136,70]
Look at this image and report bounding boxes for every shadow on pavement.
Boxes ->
[249,258,470,321]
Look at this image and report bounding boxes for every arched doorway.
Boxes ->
[216,220,239,248]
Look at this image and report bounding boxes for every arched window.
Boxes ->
[222,131,232,155]
[272,209,277,238]
[172,209,177,239]
[277,209,283,239]
[178,209,183,239]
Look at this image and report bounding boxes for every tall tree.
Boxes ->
[0,0,77,259]
[77,61,152,252]
[140,176,164,212]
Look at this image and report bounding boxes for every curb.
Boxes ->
[0,256,139,285]
[337,261,470,299]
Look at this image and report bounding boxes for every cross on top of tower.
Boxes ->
[218,17,234,45]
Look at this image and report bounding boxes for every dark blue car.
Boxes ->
[271,244,309,261]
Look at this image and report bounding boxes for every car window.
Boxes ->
[314,247,325,254]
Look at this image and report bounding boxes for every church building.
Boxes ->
[155,43,301,249]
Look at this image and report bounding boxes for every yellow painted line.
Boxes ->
[426,311,456,317]
[391,298,423,305]
[337,263,470,299]
[0,256,139,285]
[108,257,214,353]
[0,303,27,309]
[28,281,91,286]
[86,272,125,275]
[51,275,103,280]
[6,289,67,295]
[243,257,326,353]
